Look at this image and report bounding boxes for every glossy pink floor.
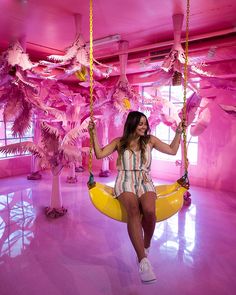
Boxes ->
[0,170,236,295]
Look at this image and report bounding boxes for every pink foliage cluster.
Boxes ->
[39,36,115,80]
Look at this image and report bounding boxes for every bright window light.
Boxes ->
[141,84,198,165]
[0,109,34,159]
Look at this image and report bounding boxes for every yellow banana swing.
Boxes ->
[87,0,190,223]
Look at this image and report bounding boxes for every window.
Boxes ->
[0,109,34,159]
[141,85,198,165]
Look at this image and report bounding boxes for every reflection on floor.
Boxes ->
[0,170,236,295]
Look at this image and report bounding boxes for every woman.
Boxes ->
[88,111,183,284]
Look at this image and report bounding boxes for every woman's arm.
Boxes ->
[88,121,120,159]
[150,125,182,155]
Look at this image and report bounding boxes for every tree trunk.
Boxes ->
[45,165,67,218]
[50,174,62,208]
[102,157,109,171]
[66,163,77,183]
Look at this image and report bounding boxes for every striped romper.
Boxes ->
[114,144,156,198]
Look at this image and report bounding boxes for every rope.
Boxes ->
[88,0,95,188]
[87,0,190,188]
[178,0,190,188]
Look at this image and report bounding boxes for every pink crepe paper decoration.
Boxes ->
[219,104,236,118]
[203,77,236,91]
[190,107,211,136]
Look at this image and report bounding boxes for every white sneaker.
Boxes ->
[136,248,150,265]
[139,257,157,284]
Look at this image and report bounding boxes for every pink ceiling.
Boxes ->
[1,0,236,78]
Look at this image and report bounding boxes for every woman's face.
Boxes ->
[134,116,148,137]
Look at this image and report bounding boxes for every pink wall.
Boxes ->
[191,101,236,192]
[0,156,31,178]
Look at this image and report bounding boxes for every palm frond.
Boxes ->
[12,102,33,137]
[3,92,24,121]
[93,98,112,111]
[0,141,44,158]
[40,122,61,153]
[0,75,12,87]
[38,157,50,170]
[41,121,60,139]
[65,65,82,75]
[93,58,116,77]
[43,106,67,123]
[7,41,37,70]
[75,48,89,66]
[48,36,86,62]
[19,52,39,70]
[60,145,82,162]
[61,117,90,146]
[80,146,90,155]
[48,50,76,62]
[16,71,37,90]
[113,101,123,113]
[0,93,8,104]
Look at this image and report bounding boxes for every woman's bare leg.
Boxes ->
[139,192,156,249]
[118,192,146,262]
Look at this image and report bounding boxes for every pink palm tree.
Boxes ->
[0,118,90,218]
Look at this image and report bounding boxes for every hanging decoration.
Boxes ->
[0,39,50,137]
[161,14,186,86]
[40,14,115,80]
[112,40,140,126]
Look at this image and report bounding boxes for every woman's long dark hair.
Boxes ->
[117,111,151,164]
